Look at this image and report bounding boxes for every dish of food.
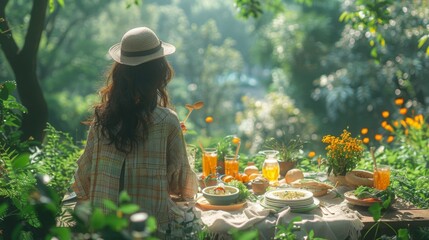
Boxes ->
[202,185,240,205]
[265,189,313,202]
[344,190,381,207]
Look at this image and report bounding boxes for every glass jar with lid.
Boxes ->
[260,150,280,184]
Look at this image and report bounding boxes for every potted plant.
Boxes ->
[264,135,305,177]
[321,129,364,186]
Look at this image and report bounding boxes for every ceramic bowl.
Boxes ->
[202,186,240,205]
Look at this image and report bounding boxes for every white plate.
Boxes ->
[260,198,320,213]
[265,189,313,202]
[265,197,314,208]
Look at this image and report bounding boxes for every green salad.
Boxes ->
[354,186,395,206]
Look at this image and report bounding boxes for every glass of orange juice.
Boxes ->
[374,164,391,190]
[260,150,280,183]
[225,155,239,178]
[202,148,218,178]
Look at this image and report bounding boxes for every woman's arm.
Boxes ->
[166,119,198,200]
[72,125,96,201]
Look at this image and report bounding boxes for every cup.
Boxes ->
[374,164,391,190]
[202,148,217,178]
[224,155,239,178]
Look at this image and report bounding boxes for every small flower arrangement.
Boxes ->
[322,129,364,176]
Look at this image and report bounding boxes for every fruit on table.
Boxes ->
[248,173,262,181]
[285,168,304,184]
[244,165,259,176]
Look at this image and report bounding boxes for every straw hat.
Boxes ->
[108,27,176,66]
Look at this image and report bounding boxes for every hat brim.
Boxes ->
[108,41,176,66]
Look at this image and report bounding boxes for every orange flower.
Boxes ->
[232,136,241,144]
[375,134,383,141]
[381,121,388,128]
[386,136,394,143]
[361,128,368,135]
[384,124,394,132]
[362,137,370,144]
[308,151,316,158]
[382,111,390,118]
[393,120,399,127]
[394,98,404,105]
[205,116,213,123]
[399,108,407,115]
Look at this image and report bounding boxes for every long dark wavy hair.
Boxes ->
[92,57,174,153]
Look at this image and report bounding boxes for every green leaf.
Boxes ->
[397,229,409,240]
[368,202,382,222]
[146,216,157,233]
[418,35,428,48]
[0,203,8,216]
[50,227,72,239]
[118,204,139,214]
[105,215,128,231]
[119,191,131,203]
[57,0,65,7]
[370,47,378,58]
[12,153,30,169]
[103,199,118,211]
[339,12,349,22]
[90,208,106,230]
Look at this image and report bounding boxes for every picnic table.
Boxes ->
[62,174,429,240]
[193,174,429,240]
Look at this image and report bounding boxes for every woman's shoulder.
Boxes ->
[153,107,180,123]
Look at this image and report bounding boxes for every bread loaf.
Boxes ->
[285,169,304,184]
[244,165,259,176]
[345,170,374,187]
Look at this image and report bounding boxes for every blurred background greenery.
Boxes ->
[1,0,428,156]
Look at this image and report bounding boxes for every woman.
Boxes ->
[72,27,198,234]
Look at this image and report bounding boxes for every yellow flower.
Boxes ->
[362,137,370,144]
[381,121,388,128]
[394,98,404,105]
[308,151,316,158]
[387,136,394,143]
[322,129,364,175]
[382,111,390,118]
[232,136,241,144]
[415,114,424,124]
[361,128,368,135]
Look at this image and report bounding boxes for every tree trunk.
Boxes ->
[0,0,49,142]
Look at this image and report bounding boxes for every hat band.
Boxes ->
[121,42,162,57]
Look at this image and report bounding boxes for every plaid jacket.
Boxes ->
[73,107,198,229]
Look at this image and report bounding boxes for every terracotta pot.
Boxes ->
[328,174,349,186]
[251,181,269,195]
[279,161,296,177]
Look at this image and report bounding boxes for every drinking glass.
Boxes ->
[224,155,239,178]
[260,150,280,183]
[374,164,391,190]
[202,148,218,178]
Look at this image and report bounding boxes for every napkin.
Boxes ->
[197,201,271,234]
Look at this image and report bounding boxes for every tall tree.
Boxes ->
[0,0,48,142]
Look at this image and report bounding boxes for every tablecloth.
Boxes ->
[194,186,364,240]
